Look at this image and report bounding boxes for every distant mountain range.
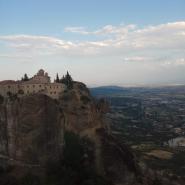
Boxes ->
[90,86,127,96]
[90,85,185,97]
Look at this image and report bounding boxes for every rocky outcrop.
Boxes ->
[97,129,142,185]
[0,94,64,167]
[0,82,109,168]
[0,81,143,185]
[58,82,142,184]
[59,82,108,134]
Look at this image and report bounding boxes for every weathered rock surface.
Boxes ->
[0,94,63,167]
[97,129,142,185]
[59,82,109,134]
[0,81,144,185]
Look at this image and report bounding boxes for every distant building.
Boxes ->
[0,69,66,99]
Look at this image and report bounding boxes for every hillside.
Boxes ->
[90,85,185,98]
[90,86,127,96]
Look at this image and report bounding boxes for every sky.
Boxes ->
[0,0,185,87]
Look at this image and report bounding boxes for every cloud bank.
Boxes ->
[0,21,185,85]
[0,21,184,58]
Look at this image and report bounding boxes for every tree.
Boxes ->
[66,71,72,81]
[21,74,29,81]
[60,71,73,89]
[65,71,73,89]
[55,73,60,83]
[60,75,66,83]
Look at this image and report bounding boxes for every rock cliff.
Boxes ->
[0,81,143,185]
[0,94,63,167]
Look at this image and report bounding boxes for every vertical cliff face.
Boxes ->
[58,82,141,185]
[59,82,108,135]
[0,94,64,167]
[0,82,143,185]
[0,82,107,168]
[0,102,8,158]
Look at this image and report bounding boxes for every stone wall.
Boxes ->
[0,69,66,99]
[0,83,66,99]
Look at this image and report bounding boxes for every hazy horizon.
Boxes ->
[0,0,185,86]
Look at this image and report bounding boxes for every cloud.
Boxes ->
[64,24,136,36]
[123,56,152,62]
[64,27,90,35]
[0,54,32,60]
[0,21,185,60]
[0,35,75,49]
[0,35,77,56]
[161,58,185,67]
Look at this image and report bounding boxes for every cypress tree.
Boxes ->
[56,73,60,83]
[65,71,73,89]
[60,71,73,89]
[22,73,29,81]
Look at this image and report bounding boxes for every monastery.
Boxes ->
[0,69,66,99]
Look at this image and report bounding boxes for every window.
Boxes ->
[27,85,29,88]
[27,90,29,93]
[50,92,52,94]
[39,85,42,87]
[33,85,35,88]
[8,86,10,88]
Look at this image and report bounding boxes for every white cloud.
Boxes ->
[0,21,185,60]
[0,54,32,60]
[123,56,152,62]
[161,58,185,66]
[64,24,136,36]
[0,35,75,49]
[64,27,90,35]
